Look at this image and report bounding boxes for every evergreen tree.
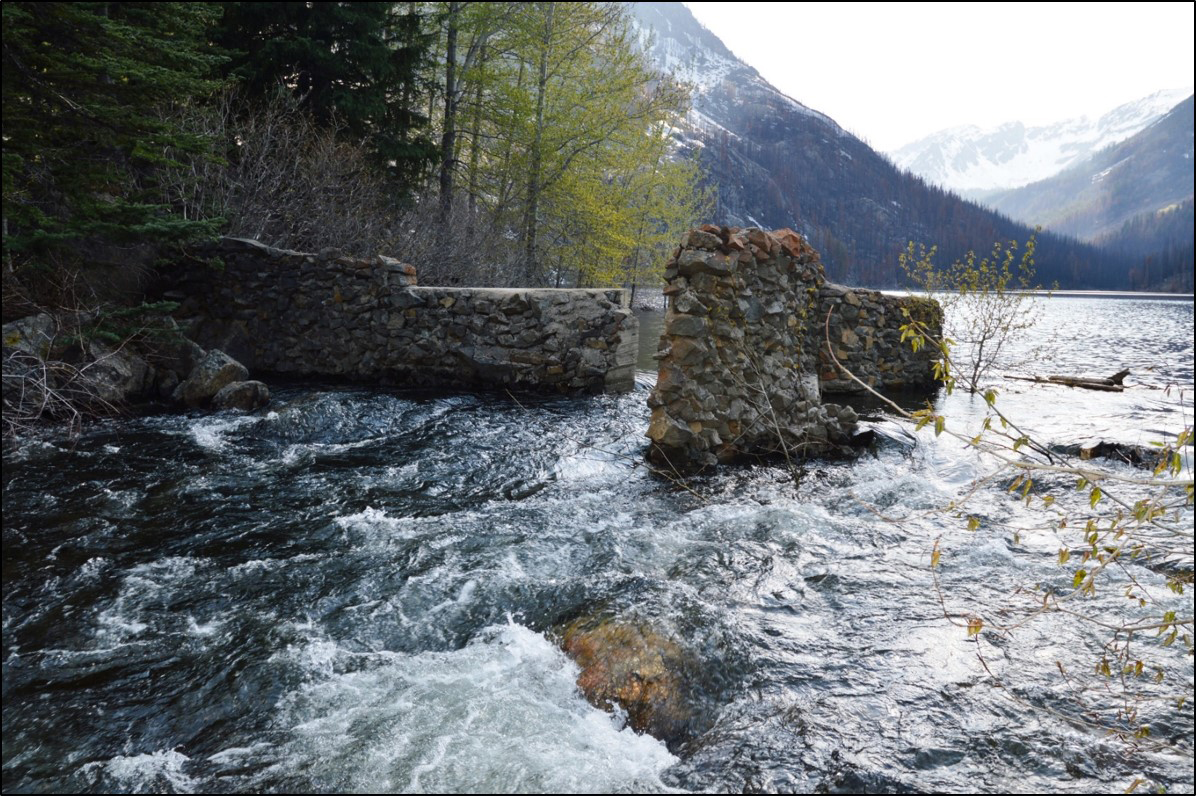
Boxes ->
[2,2,225,299]
[215,2,438,188]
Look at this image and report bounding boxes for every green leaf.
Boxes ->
[1072,569,1086,588]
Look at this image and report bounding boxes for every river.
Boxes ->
[3,295,1192,793]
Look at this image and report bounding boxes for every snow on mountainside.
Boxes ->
[631,2,843,143]
[984,96,1195,243]
[888,88,1192,196]
[627,2,1136,289]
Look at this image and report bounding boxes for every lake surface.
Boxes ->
[3,295,1193,793]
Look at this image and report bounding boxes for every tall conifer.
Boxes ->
[215,2,438,189]
[2,2,225,287]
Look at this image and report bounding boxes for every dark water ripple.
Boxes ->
[3,297,1193,793]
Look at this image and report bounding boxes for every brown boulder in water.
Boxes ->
[558,618,695,743]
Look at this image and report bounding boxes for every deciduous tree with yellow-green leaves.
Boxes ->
[428,1,708,290]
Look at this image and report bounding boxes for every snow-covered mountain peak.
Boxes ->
[888,87,1192,196]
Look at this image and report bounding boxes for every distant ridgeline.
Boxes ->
[646,225,941,469]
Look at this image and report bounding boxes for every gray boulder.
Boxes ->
[158,322,207,380]
[84,342,152,405]
[155,368,181,400]
[2,314,58,417]
[4,316,154,410]
[172,349,249,408]
[210,380,270,411]
[2,313,57,358]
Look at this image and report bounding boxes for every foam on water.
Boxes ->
[78,750,197,794]
[94,557,203,645]
[253,622,678,793]
[336,506,428,540]
[186,414,263,451]
[228,553,322,575]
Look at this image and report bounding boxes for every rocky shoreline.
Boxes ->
[2,312,270,434]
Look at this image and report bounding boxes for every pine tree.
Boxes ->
[214,2,438,189]
[2,2,225,297]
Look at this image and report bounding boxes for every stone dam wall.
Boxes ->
[647,225,940,469]
[818,284,944,394]
[171,232,937,464]
[174,238,638,394]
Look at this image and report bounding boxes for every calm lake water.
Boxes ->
[3,295,1193,793]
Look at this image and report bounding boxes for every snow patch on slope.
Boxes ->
[888,88,1193,194]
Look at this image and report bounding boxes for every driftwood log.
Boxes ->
[1006,369,1130,392]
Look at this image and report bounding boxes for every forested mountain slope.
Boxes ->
[633,2,1139,288]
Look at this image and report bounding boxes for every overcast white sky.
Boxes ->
[685,2,1194,151]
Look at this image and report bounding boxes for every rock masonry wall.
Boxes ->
[818,284,943,394]
[175,238,638,394]
[646,225,940,469]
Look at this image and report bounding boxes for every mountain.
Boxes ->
[1097,198,1194,292]
[982,96,1194,242]
[631,2,1133,289]
[887,89,1192,197]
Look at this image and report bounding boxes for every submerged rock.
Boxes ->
[1053,439,1176,469]
[557,618,697,744]
[211,380,270,411]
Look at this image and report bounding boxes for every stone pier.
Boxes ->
[646,225,940,469]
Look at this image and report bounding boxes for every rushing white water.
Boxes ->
[3,296,1192,793]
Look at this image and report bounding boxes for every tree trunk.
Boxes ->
[494,58,525,218]
[438,2,461,226]
[1005,372,1131,392]
[465,44,486,231]
[522,2,553,286]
